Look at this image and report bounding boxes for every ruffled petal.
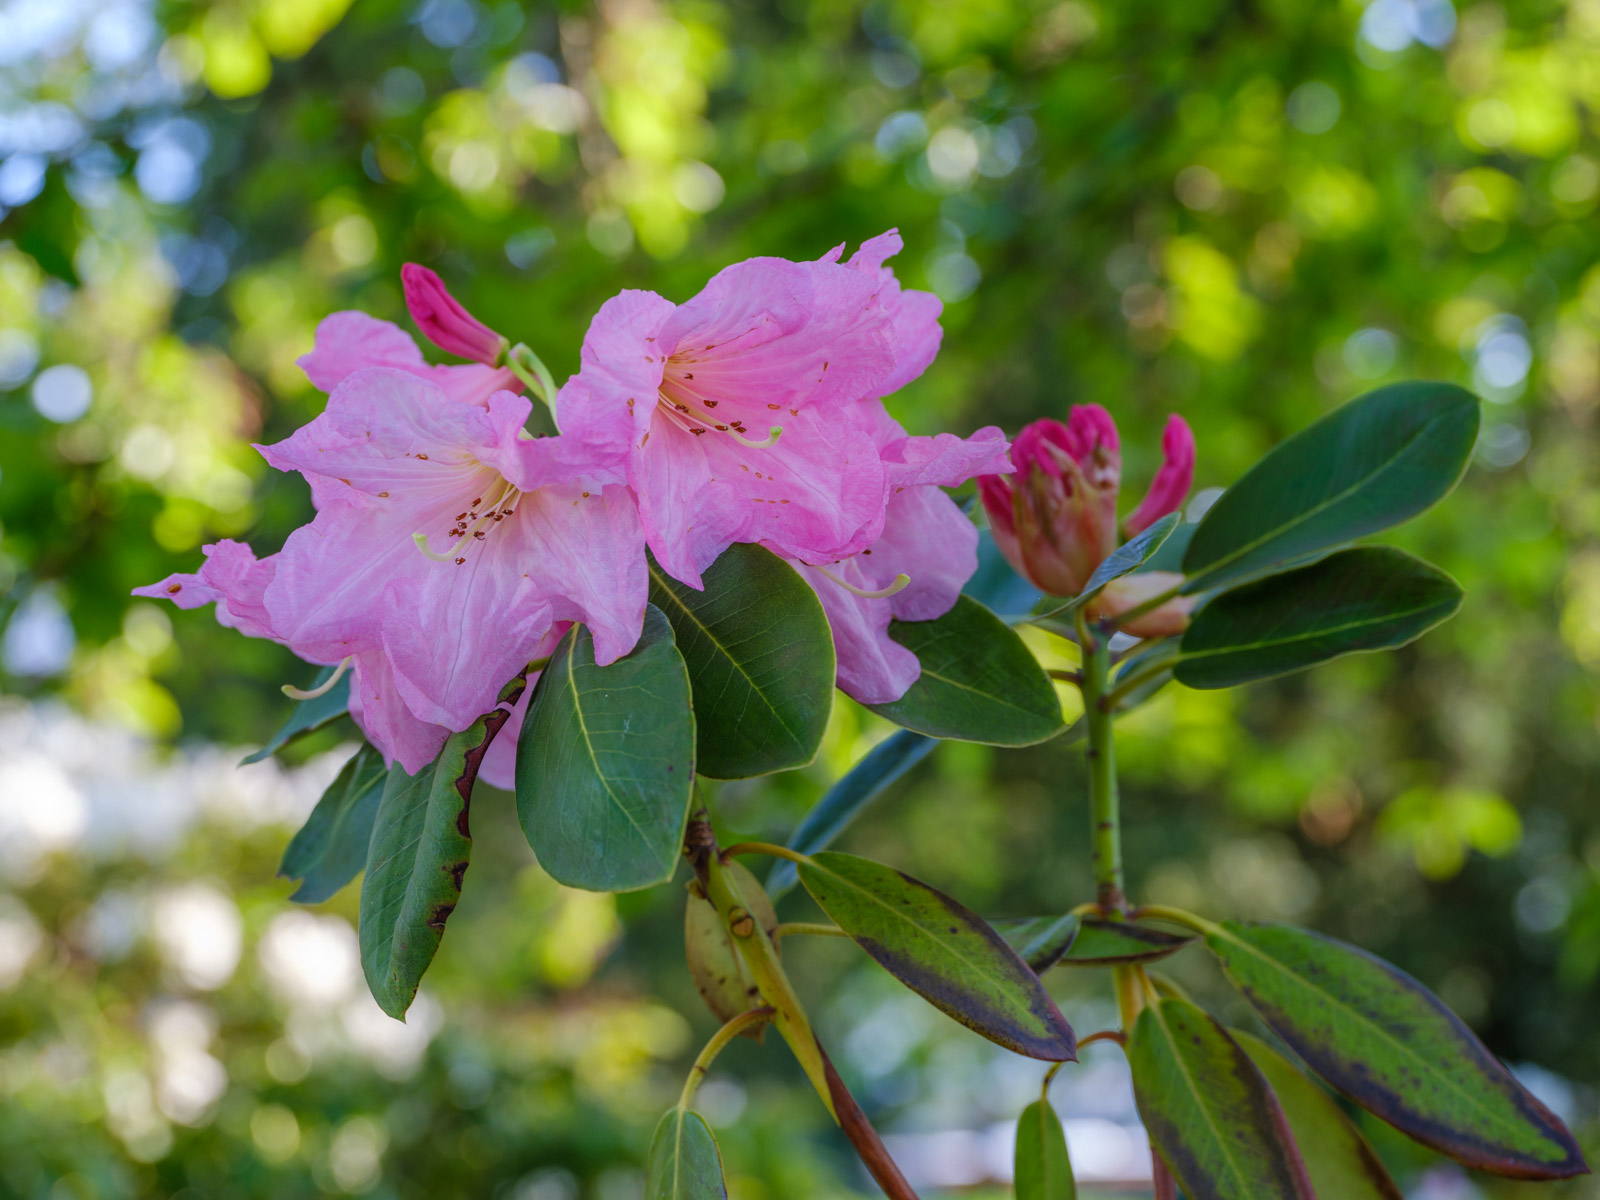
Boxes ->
[347,651,449,776]
[298,311,518,408]
[791,558,921,705]
[868,487,978,623]
[133,540,280,642]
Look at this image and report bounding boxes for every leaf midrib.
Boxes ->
[560,633,660,863]
[1147,1002,1258,1194]
[1180,599,1452,662]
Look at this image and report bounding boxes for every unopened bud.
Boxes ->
[401,263,509,365]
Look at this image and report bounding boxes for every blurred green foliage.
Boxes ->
[4,0,1600,1195]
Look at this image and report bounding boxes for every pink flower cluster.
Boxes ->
[138,234,1010,778]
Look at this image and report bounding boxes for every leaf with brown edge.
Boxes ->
[1129,995,1315,1200]
[1206,920,1588,1179]
[797,851,1076,1061]
[1058,919,1195,966]
[685,862,776,1041]
[358,677,524,1019]
[1233,1029,1403,1200]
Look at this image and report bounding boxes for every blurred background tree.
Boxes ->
[2,0,1599,1195]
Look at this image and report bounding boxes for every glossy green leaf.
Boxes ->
[992,914,1082,972]
[1059,919,1195,966]
[867,596,1065,745]
[1206,921,1587,1178]
[1176,548,1462,689]
[360,688,521,1018]
[240,665,350,764]
[765,729,937,899]
[685,861,775,1039]
[797,851,1076,1060]
[279,743,385,904]
[1181,382,1480,594]
[516,606,695,892]
[1233,1030,1403,1200]
[1129,995,1315,1200]
[645,1109,727,1200]
[1036,512,1180,620]
[648,544,834,779]
[1015,1098,1076,1200]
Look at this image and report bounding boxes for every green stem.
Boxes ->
[505,343,558,415]
[773,922,848,941]
[1105,660,1172,708]
[677,1006,773,1112]
[1078,612,1125,915]
[1130,903,1223,937]
[720,841,811,865]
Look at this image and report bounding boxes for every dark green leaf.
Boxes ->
[1015,1098,1076,1200]
[516,606,695,892]
[797,851,1076,1060]
[1059,919,1195,966]
[648,545,834,779]
[240,665,350,764]
[867,596,1065,745]
[1233,1030,1403,1200]
[1141,518,1198,576]
[1129,995,1315,1200]
[645,1109,727,1200]
[1176,548,1462,689]
[992,914,1082,972]
[1181,382,1480,594]
[1036,512,1180,620]
[1206,921,1587,1178]
[765,730,937,899]
[360,688,522,1018]
[685,861,775,1040]
[279,743,385,904]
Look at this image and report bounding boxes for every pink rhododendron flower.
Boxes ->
[784,403,1011,704]
[299,266,520,408]
[137,367,644,774]
[555,231,940,587]
[977,407,1196,635]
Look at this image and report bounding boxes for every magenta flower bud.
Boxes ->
[1123,414,1196,537]
[978,407,1122,597]
[401,263,508,365]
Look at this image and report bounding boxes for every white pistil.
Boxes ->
[814,566,910,600]
[283,656,352,700]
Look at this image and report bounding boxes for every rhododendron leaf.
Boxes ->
[686,861,775,1039]
[516,606,695,893]
[279,743,384,904]
[1037,512,1180,619]
[1129,995,1316,1200]
[867,596,1064,745]
[240,664,350,764]
[1205,921,1588,1178]
[1060,919,1196,966]
[764,729,936,899]
[1016,1097,1076,1200]
[797,851,1077,1060]
[1232,1029,1404,1200]
[1182,382,1479,594]
[645,1108,727,1200]
[360,685,522,1018]
[1175,548,1462,689]
[648,545,834,779]
[992,914,1082,972]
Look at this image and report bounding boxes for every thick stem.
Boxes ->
[819,1043,922,1200]
[1078,615,1126,915]
[678,1007,773,1112]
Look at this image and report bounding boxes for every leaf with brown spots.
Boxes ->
[358,676,524,1019]
[797,851,1076,1060]
[1206,921,1588,1179]
[1129,995,1315,1200]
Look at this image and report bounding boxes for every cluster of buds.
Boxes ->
[978,406,1196,637]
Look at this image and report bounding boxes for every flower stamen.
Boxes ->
[282,656,353,700]
[814,566,910,599]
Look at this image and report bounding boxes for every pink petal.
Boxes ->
[1124,414,1196,536]
[842,231,944,396]
[347,651,449,775]
[298,311,518,408]
[793,559,921,706]
[476,624,571,790]
[133,540,280,642]
[556,288,675,460]
[870,487,978,624]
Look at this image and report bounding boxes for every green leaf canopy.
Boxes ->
[516,606,696,893]
[1181,382,1480,595]
[866,595,1065,745]
[648,544,834,779]
[1206,921,1587,1179]
[1129,995,1315,1200]
[1175,547,1463,689]
[797,851,1077,1060]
